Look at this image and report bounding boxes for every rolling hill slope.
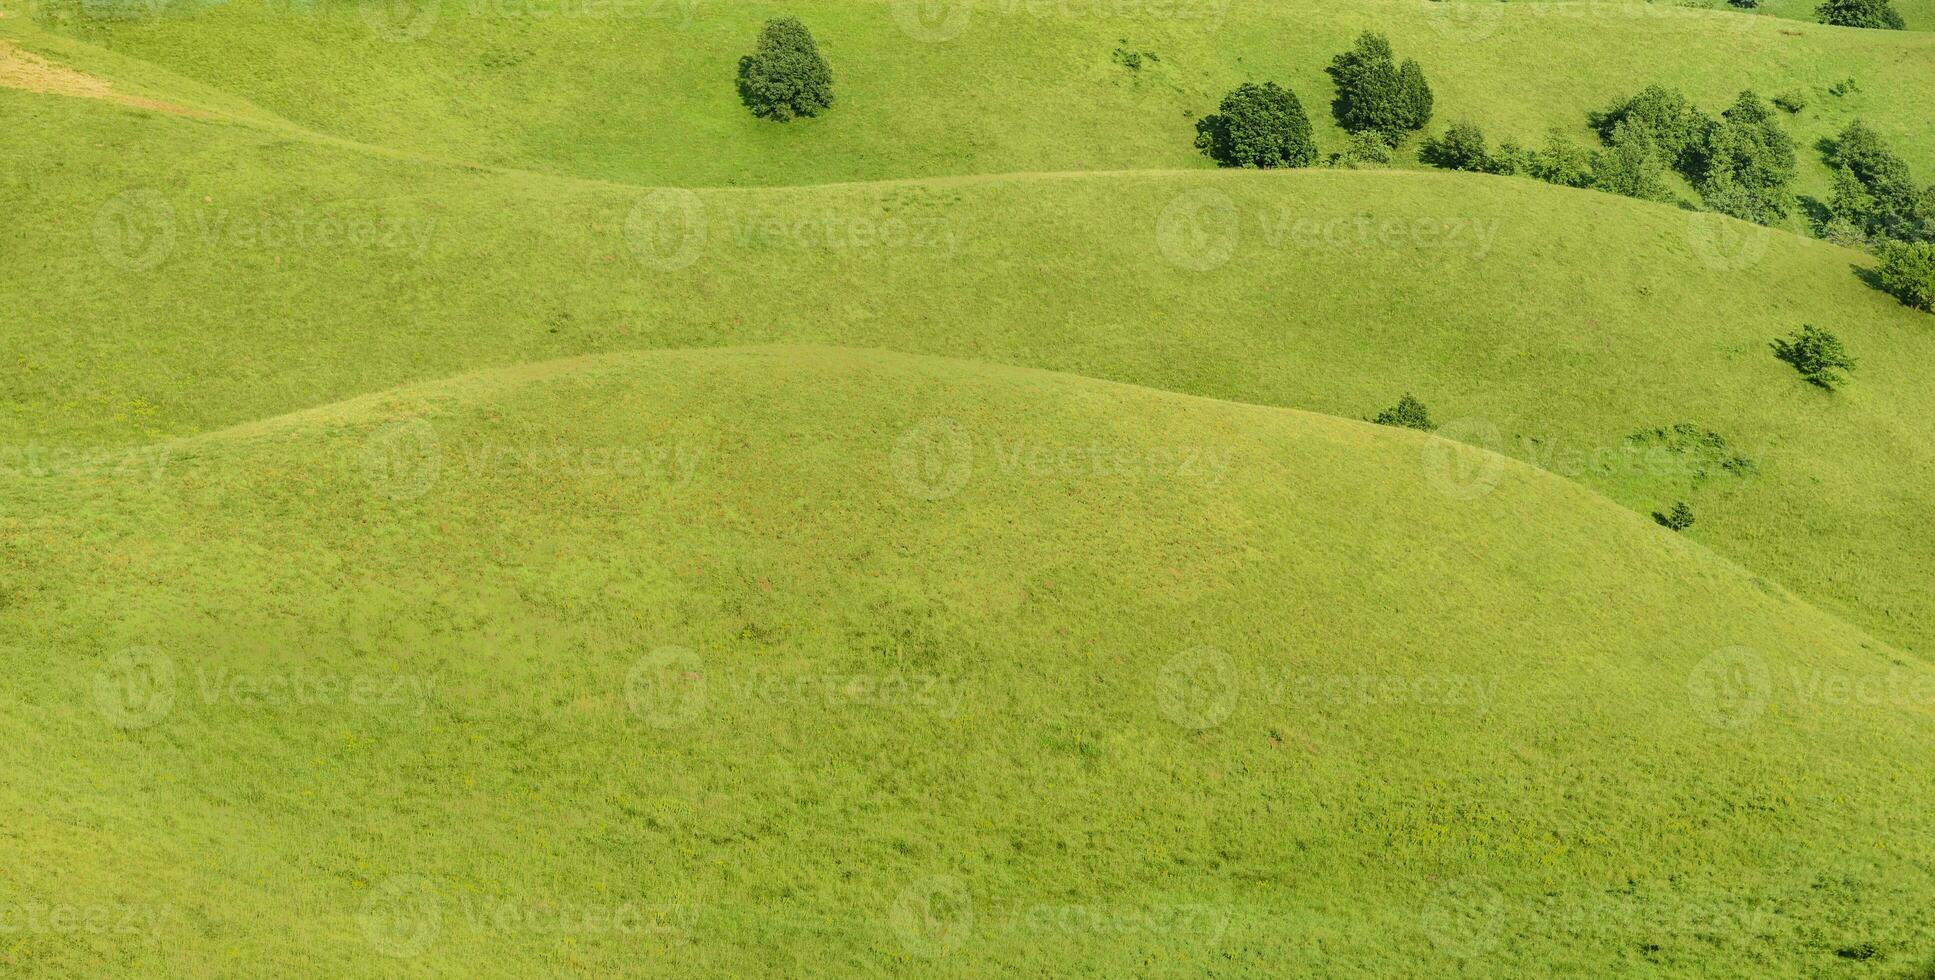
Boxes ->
[6,6,1935,974]
[4,345,1933,976]
[7,0,1935,195]
[5,86,1932,663]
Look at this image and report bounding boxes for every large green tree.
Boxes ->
[1194,82,1318,168]
[736,17,834,121]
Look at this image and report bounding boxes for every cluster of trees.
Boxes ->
[1826,120,1935,242]
[1419,87,1799,227]
[1816,0,1906,29]
[1196,33,1432,169]
[725,16,1933,317]
[1824,121,1935,310]
[1419,123,1592,187]
[1326,33,1433,146]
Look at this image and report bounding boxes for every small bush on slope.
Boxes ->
[1488,139,1529,177]
[1877,241,1935,312]
[1326,33,1432,144]
[1421,121,1493,172]
[1654,501,1697,531]
[1329,131,1394,169]
[1195,82,1317,168]
[736,18,834,122]
[1773,325,1857,390]
[1371,393,1436,430]
[1592,120,1677,203]
[1529,129,1594,188]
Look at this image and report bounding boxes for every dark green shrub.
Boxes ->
[1395,60,1433,131]
[1372,394,1436,431]
[1529,128,1593,188]
[1720,90,1775,127]
[1591,120,1675,202]
[1826,121,1935,242]
[1694,92,1797,224]
[1817,0,1905,28]
[1194,82,1318,168]
[1772,325,1856,390]
[1421,121,1492,172]
[1327,33,1433,141]
[1773,90,1808,113]
[1828,77,1860,96]
[1877,241,1935,311]
[1589,85,1713,173]
[1653,502,1696,531]
[1489,140,1528,177]
[1330,131,1394,169]
[736,17,834,122]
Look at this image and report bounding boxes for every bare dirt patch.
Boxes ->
[0,39,197,115]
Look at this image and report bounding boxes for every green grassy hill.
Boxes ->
[1440,0,1935,35]
[8,0,1935,195]
[6,0,1935,973]
[6,345,1933,976]
[7,88,1933,665]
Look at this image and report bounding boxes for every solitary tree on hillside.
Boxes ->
[736,17,834,121]
[1194,82,1318,168]
[1772,325,1856,390]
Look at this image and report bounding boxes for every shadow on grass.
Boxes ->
[1853,262,1886,291]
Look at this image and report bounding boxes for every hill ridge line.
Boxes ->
[159,340,1914,666]
[0,26,1903,268]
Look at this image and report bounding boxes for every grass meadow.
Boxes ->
[4,0,1935,974]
